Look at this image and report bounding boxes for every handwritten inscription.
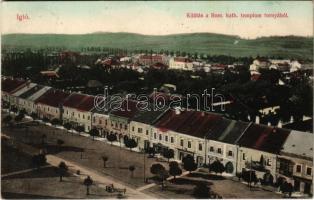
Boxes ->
[17,14,30,22]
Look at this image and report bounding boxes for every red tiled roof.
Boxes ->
[35,89,70,108]
[110,99,140,119]
[238,124,291,154]
[174,57,192,63]
[63,93,95,111]
[1,78,27,94]
[151,62,168,69]
[76,96,96,112]
[154,109,222,138]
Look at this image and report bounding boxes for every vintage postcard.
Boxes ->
[1,1,313,199]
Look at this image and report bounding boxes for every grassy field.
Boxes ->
[2,32,313,59]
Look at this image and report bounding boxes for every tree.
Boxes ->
[163,149,174,162]
[63,122,72,134]
[20,109,27,116]
[147,147,156,157]
[107,133,117,145]
[58,161,68,182]
[150,163,165,176]
[129,165,135,178]
[83,176,93,195]
[150,163,167,189]
[182,155,197,174]
[2,115,12,126]
[30,112,38,120]
[101,155,108,168]
[193,182,211,198]
[10,106,18,114]
[51,118,60,127]
[280,181,293,197]
[89,128,99,140]
[32,154,46,170]
[242,170,258,188]
[42,117,50,123]
[75,126,85,135]
[209,160,225,175]
[169,161,182,181]
[124,138,138,151]
[57,139,64,151]
[14,113,24,124]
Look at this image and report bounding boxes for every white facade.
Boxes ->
[63,107,92,132]
[169,58,194,71]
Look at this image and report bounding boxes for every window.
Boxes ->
[119,123,122,129]
[146,130,149,135]
[56,109,58,113]
[132,126,135,131]
[138,128,143,133]
[115,122,118,128]
[188,141,191,148]
[124,125,127,130]
[306,167,312,176]
[242,153,246,160]
[48,107,50,111]
[105,120,107,125]
[159,134,162,140]
[72,112,74,116]
[228,151,233,157]
[199,143,202,151]
[217,148,222,154]
[93,117,96,123]
[154,132,157,139]
[171,137,174,143]
[180,139,184,147]
[83,114,85,119]
[87,116,90,120]
[165,136,168,142]
[66,111,68,115]
[267,159,272,166]
[78,113,80,118]
[296,165,302,173]
[210,147,214,152]
[99,119,102,124]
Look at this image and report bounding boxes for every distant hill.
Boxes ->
[2,32,313,59]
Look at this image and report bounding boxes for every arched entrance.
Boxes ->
[225,161,234,174]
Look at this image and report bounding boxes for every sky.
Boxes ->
[1,1,313,39]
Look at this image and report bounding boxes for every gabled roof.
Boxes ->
[18,85,46,99]
[35,89,70,108]
[154,109,222,139]
[12,83,37,97]
[132,107,167,125]
[1,78,27,94]
[208,120,250,144]
[63,93,95,112]
[110,99,140,119]
[281,130,313,159]
[238,124,291,154]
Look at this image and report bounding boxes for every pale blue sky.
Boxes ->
[2,1,312,38]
